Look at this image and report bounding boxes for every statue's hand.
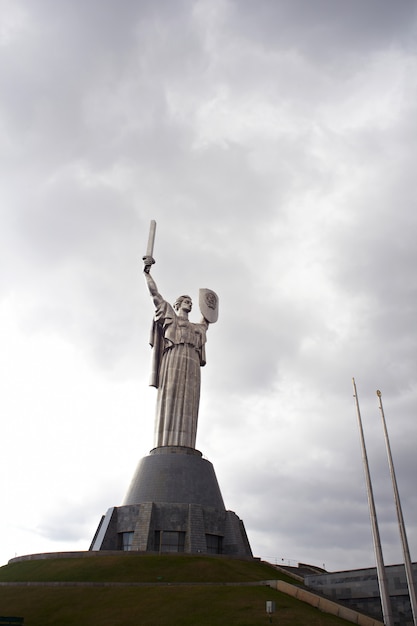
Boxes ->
[143,255,155,274]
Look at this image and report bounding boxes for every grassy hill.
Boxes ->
[0,553,354,625]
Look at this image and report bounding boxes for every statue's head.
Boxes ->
[174,295,192,312]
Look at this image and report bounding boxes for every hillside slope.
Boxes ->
[0,554,355,625]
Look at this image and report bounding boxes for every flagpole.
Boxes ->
[377,389,417,626]
[352,378,393,626]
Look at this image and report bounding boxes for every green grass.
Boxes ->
[0,554,353,626]
[0,585,354,626]
[0,554,289,584]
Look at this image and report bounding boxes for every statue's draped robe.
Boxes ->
[150,299,207,448]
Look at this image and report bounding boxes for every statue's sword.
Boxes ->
[146,220,157,258]
[144,220,157,272]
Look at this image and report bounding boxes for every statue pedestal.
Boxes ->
[90,446,252,558]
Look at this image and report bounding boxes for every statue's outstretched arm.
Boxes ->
[200,316,210,330]
[143,256,163,306]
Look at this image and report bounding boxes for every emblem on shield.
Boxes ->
[199,288,219,323]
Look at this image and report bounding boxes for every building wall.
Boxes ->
[305,562,417,625]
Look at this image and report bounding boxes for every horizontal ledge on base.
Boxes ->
[149,446,203,457]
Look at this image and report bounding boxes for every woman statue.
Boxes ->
[143,255,212,449]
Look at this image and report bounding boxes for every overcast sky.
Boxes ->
[1,0,417,572]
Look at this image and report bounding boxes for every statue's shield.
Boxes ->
[199,288,219,323]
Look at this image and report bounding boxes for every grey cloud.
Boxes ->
[232,0,417,60]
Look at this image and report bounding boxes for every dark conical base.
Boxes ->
[90,446,252,558]
[123,446,225,509]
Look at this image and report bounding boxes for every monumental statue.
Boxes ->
[90,220,252,557]
[142,221,218,449]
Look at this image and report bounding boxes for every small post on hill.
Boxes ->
[266,600,276,623]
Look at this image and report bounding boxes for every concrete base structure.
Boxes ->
[90,446,252,558]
